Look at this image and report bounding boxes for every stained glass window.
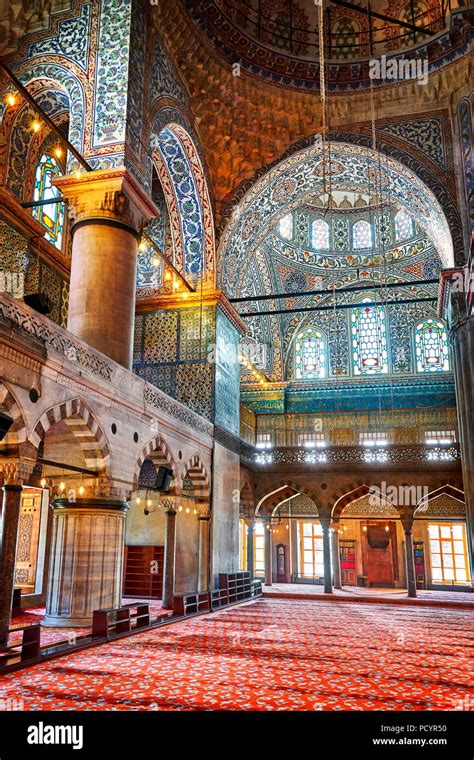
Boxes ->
[295,327,326,379]
[351,303,388,375]
[352,219,372,249]
[311,219,330,250]
[394,209,414,241]
[279,213,293,240]
[415,319,450,372]
[32,154,64,250]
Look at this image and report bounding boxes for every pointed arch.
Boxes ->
[180,454,210,501]
[0,382,27,445]
[415,484,465,514]
[28,398,111,477]
[294,325,327,379]
[133,433,176,490]
[256,481,320,516]
[332,484,397,518]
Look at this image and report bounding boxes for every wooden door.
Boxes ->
[364,523,394,587]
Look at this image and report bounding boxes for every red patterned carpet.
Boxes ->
[1,598,473,711]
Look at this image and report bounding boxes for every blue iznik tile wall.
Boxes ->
[215,310,240,436]
[134,306,241,432]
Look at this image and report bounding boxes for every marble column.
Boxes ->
[246,519,255,577]
[320,517,333,594]
[162,507,177,608]
[401,514,417,599]
[0,484,22,646]
[450,314,474,577]
[53,168,158,369]
[43,497,128,627]
[264,524,272,586]
[331,519,342,590]
[197,515,210,593]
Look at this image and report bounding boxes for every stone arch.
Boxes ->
[332,484,397,518]
[256,481,321,516]
[29,398,111,478]
[180,454,210,501]
[415,484,465,516]
[149,117,215,283]
[0,382,27,445]
[133,433,176,491]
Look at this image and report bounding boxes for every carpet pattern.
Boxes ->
[1,598,473,711]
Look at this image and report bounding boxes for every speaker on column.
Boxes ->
[154,466,173,493]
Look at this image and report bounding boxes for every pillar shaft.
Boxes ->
[44,498,127,627]
[246,520,255,577]
[264,525,272,586]
[331,521,342,590]
[401,515,417,598]
[53,168,158,369]
[197,516,210,593]
[0,485,22,647]
[451,316,474,576]
[321,521,333,594]
[162,509,177,608]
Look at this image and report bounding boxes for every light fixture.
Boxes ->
[385,525,390,532]
[165,271,172,281]
[178,505,183,512]
[6,93,16,107]
[78,485,85,496]
[135,496,141,505]
[59,480,66,492]
[152,256,160,267]
[54,146,63,159]
[185,506,190,514]
[193,508,197,515]
[31,120,41,133]
[40,477,47,489]
[147,499,152,508]
[182,292,189,300]
[74,170,82,179]
[362,525,367,532]
[138,241,147,252]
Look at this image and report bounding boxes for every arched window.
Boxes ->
[415,319,450,372]
[279,213,293,240]
[311,219,329,250]
[352,219,372,250]
[352,303,388,375]
[295,327,326,379]
[32,154,64,250]
[394,209,414,241]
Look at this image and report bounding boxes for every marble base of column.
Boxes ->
[0,485,23,646]
[162,509,177,608]
[43,498,128,627]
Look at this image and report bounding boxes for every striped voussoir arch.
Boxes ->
[134,434,175,489]
[0,383,26,444]
[181,454,210,500]
[29,398,110,476]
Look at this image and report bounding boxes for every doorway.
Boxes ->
[363,522,397,587]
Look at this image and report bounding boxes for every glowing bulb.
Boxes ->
[385,525,390,532]
[182,292,189,299]
[178,505,183,512]
[151,256,160,267]
[165,271,172,281]
[78,485,85,496]
[59,480,66,492]
[74,170,82,179]
[31,120,41,133]
[362,525,367,532]
[138,241,147,252]
[173,281,179,291]
[54,146,63,159]
[40,477,47,488]
[193,509,197,515]
[147,499,152,508]
[6,93,16,107]
[185,507,190,514]
[135,497,141,505]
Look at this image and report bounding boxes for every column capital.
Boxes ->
[51,497,129,513]
[53,167,159,234]
[0,457,35,486]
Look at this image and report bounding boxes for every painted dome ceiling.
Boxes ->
[219,142,452,383]
[184,0,465,90]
